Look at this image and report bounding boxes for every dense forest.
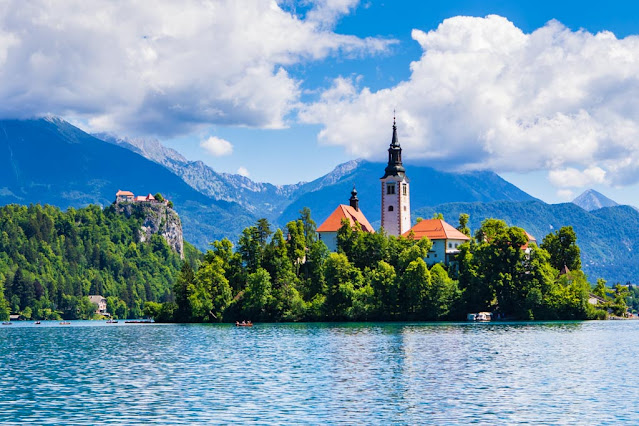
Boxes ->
[0,203,628,322]
[147,209,625,323]
[0,203,200,320]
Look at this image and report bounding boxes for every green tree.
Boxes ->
[541,226,581,272]
[457,213,471,237]
[174,261,195,322]
[242,268,273,320]
[299,207,317,247]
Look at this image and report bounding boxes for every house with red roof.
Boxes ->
[403,218,471,266]
[115,189,134,202]
[317,188,374,252]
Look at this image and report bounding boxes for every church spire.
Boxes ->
[381,115,405,179]
[349,186,359,211]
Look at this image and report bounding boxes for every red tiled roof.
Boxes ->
[146,193,155,201]
[522,230,537,249]
[134,196,147,202]
[317,205,375,233]
[116,190,134,196]
[403,219,470,241]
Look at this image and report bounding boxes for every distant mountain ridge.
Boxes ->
[572,189,619,211]
[4,116,638,284]
[0,118,255,248]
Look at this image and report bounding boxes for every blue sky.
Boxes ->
[2,1,639,204]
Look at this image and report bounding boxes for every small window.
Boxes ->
[449,243,452,248]
[402,184,407,195]
[403,206,406,211]
[387,183,396,195]
[388,206,394,212]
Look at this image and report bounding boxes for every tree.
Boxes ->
[541,226,581,272]
[432,213,444,220]
[299,207,317,247]
[367,261,398,318]
[194,255,232,322]
[324,253,362,319]
[401,258,430,316]
[593,278,608,300]
[242,268,273,320]
[154,193,165,202]
[457,213,471,237]
[174,261,195,322]
[286,220,306,275]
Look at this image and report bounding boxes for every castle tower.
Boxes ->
[380,117,410,236]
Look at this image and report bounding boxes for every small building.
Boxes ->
[523,231,537,255]
[317,188,374,252]
[115,190,134,202]
[403,219,470,266]
[88,295,108,315]
[134,193,156,203]
[588,293,606,306]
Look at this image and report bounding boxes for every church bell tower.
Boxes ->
[380,117,410,236]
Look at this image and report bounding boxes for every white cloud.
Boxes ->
[0,0,392,137]
[200,136,233,157]
[237,166,250,177]
[548,166,607,188]
[300,15,639,187]
[557,189,575,201]
[305,0,360,28]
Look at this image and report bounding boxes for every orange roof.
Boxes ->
[134,195,147,202]
[116,190,134,196]
[522,230,537,250]
[317,205,375,233]
[403,219,470,241]
[146,193,155,201]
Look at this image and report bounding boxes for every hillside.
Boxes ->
[414,200,639,284]
[0,118,255,248]
[278,160,537,227]
[0,203,201,320]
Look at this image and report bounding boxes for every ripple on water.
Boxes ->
[0,321,638,424]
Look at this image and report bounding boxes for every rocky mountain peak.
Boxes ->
[572,189,619,211]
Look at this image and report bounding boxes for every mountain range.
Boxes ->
[2,117,639,284]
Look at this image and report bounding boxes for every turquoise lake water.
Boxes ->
[1,320,638,424]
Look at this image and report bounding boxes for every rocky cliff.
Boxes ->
[115,201,184,258]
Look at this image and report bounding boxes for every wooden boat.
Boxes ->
[34,321,41,325]
[106,319,118,324]
[1,322,11,325]
[235,321,253,327]
[59,321,71,325]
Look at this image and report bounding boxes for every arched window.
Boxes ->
[388,206,394,212]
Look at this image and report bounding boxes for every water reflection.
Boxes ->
[0,321,637,424]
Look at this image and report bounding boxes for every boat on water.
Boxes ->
[2,322,11,325]
[467,312,492,322]
[34,321,41,325]
[59,321,71,325]
[106,319,118,324]
[124,320,153,324]
[235,321,253,327]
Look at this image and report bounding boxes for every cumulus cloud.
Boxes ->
[0,0,392,137]
[201,136,233,157]
[237,166,251,177]
[304,0,360,28]
[300,15,639,187]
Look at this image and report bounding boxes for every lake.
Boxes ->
[0,320,637,424]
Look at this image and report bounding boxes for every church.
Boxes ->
[316,117,470,267]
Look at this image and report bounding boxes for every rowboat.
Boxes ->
[235,321,253,327]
